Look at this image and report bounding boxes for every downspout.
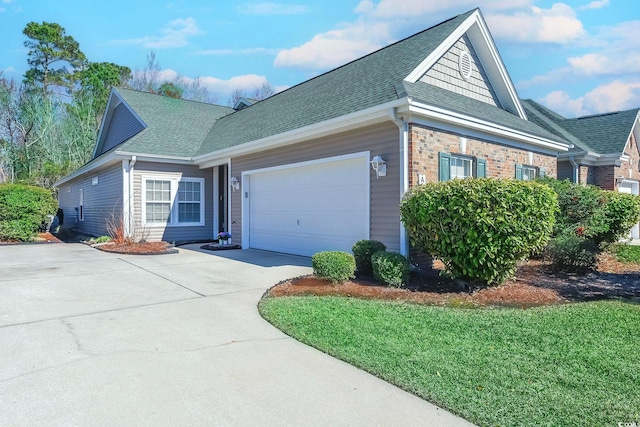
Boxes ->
[568,155,579,184]
[127,155,137,238]
[389,108,409,257]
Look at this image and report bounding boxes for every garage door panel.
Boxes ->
[248,157,369,256]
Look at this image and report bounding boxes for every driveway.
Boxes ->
[0,243,473,426]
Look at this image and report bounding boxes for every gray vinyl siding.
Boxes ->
[98,102,145,156]
[421,34,499,107]
[57,164,123,237]
[132,162,214,242]
[231,122,401,252]
[557,160,574,182]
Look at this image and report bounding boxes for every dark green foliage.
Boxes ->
[352,239,386,276]
[400,178,557,285]
[0,183,58,241]
[371,251,409,288]
[312,251,356,283]
[23,21,87,92]
[539,177,640,245]
[539,178,640,272]
[609,244,640,264]
[77,61,131,115]
[157,82,184,99]
[545,230,599,272]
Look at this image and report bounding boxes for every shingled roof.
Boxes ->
[114,88,234,158]
[522,99,639,155]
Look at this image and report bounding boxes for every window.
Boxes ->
[145,180,171,223]
[515,164,545,181]
[143,176,204,226]
[450,156,473,179]
[439,152,486,181]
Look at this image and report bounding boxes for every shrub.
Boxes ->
[95,235,111,244]
[539,177,640,245]
[400,178,557,285]
[371,251,409,288]
[0,184,58,241]
[312,251,356,283]
[352,240,386,276]
[609,244,640,264]
[546,231,598,272]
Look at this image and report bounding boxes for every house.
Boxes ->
[55,8,571,259]
[523,100,640,238]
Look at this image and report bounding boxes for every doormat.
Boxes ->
[200,243,241,251]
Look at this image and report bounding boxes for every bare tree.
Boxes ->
[129,51,161,92]
[252,81,275,101]
[227,88,246,108]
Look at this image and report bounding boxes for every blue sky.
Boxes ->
[1,0,638,117]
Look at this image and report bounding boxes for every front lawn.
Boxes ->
[260,297,640,427]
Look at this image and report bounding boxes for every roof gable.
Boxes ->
[523,99,639,155]
[405,9,526,119]
[92,90,146,159]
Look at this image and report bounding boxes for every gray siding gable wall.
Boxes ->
[98,102,145,157]
[57,164,123,237]
[421,34,499,107]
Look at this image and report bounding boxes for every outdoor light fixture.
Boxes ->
[370,155,387,179]
[616,175,626,186]
[230,176,240,191]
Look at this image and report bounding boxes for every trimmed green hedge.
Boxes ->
[312,251,356,283]
[371,251,409,288]
[400,178,557,285]
[0,184,58,241]
[352,239,386,276]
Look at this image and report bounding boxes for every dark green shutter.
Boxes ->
[439,152,451,181]
[539,168,546,178]
[476,158,487,178]
[515,164,523,180]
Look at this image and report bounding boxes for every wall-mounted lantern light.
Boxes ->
[230,176,240,191]
[615,175,626,186]
[370,155,387,179]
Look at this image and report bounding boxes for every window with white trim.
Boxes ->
[450,155,473,179]
[143,177,204,226]
[521,165,537,181]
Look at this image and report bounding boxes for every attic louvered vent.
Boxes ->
[458,50,472,81]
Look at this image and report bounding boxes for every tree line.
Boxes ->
[0,22,274,189]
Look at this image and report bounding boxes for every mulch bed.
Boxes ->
[93,241,178,255]
[267,255,640,308]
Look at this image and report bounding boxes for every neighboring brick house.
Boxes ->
[55,8,571,259]
[524,100,640,239]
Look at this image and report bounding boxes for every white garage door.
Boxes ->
[619,181,640,239]
[247,156,369,256]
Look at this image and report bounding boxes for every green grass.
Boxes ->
[259,297,640,427]
[611,244,640,264]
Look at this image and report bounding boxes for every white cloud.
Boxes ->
[196,47,281,56]
[486,3,586,44]
[274,21,391,70]
[153,69,272,100]
[579,0,609,10]
[110,17,202,49]
[1,66,16,73]
[2,0,13,3]
[274,1,586,72]
[238,2,308,15]
[539,80,640,117]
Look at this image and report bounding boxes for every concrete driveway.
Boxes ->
[0,243,473,426]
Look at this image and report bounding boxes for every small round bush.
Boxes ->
[401,178,557,285]
[545,230,598,273]
[371,251,409,288]
[352,239,386,276]
[0,183,58,241]
[312,251,356,283]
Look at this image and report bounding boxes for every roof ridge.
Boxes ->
[116,86,232,110]
[245,8,477,104]
[571,108,640,121]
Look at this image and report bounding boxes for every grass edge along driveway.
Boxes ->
[259,297,640,427]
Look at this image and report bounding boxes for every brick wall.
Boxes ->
[408,123,558,186]
[406,123,559,270]
[615,133,640,187]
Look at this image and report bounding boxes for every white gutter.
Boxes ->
[407,101,569,152]
[389,108,409,257]
[195,98,409,168]
[569,155,579,183]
